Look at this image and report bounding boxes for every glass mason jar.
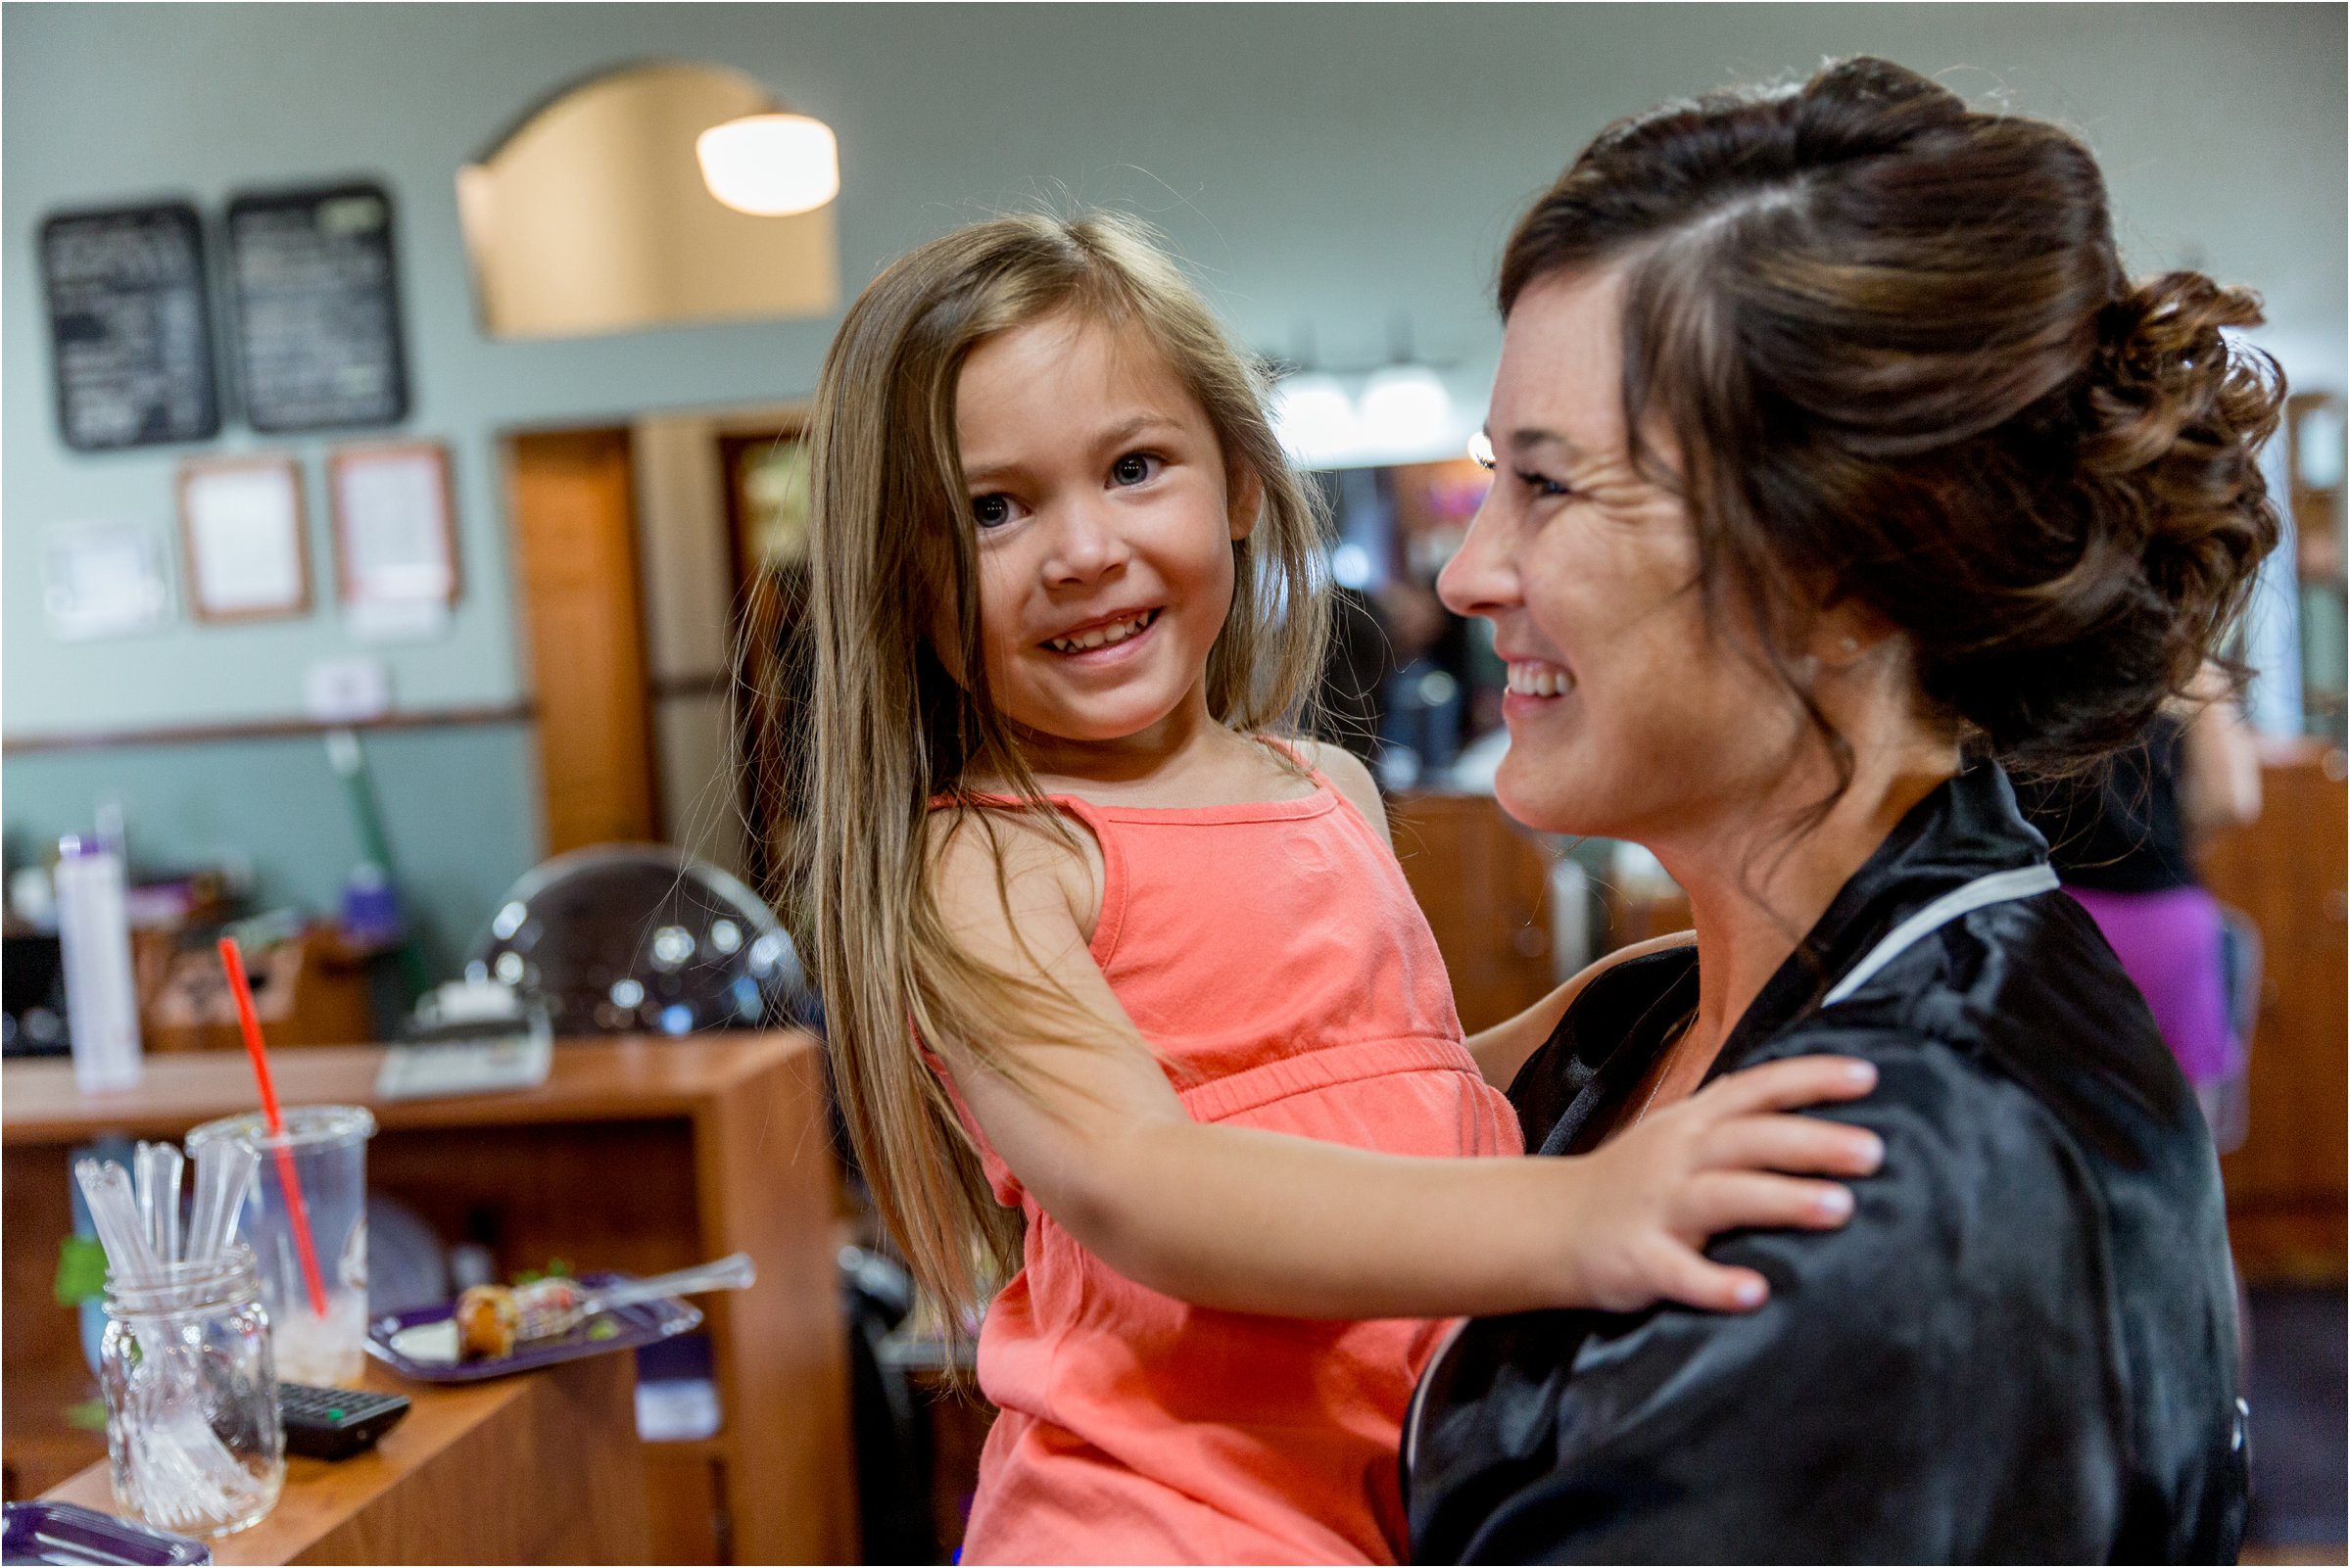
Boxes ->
[99,1245,285,1538]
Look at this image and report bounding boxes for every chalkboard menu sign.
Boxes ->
[40,202,221,451]
[226,182,408,433]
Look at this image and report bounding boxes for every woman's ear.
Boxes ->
[1227,464,1265,543]
[1806,595,1898,671]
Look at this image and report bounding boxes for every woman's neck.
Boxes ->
[1651,713,1960,1067]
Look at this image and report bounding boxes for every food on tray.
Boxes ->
[453,1284,516,1360]
[420,1256,752,1363]
[454,1276,584,1360]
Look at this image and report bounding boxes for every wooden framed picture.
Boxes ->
[327,441,458,615]
[176,454,312,623]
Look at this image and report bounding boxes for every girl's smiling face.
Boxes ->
[1438,267,1806,847]
[953,310,1256,767]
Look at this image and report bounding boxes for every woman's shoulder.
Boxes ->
[1800,886,2208,1164]
[1744,1019,2086,1196]
[1741,996,2224,1289]
[1692,1012,2230,1456]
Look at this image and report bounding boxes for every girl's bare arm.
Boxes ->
[935,819,1879,1321]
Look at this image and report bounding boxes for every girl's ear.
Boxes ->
[1227,464,1265,543]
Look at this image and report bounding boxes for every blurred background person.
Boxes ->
[2018,663,2268,1141]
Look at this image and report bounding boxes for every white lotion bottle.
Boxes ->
[54,835,143,1092]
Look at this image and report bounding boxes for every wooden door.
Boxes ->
[507,428,660,854]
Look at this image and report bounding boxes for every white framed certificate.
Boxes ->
[177,453,312,622]
[329,441,458,612]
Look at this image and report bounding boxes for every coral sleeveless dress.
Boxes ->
[952,765,1522,1565]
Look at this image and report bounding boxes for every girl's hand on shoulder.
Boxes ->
[1553,1056,1884,1314]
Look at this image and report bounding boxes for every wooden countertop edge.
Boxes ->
[2,1031,821,1146]
[39,1368,533,1565]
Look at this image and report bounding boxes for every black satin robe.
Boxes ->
[1405,764,2246,1563]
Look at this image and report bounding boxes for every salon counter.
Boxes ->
[3,1032,856,1562]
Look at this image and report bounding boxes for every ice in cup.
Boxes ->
[184,1105,376,1386]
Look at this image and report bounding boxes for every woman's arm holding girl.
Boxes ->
[1463,931,1698,1089]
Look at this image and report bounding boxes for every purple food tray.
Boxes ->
[2,1502,211,1567]
[365,1272,703,1384]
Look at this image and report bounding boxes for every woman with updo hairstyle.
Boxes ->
[1402,58,2278,1562]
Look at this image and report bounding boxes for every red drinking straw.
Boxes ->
[217,936,330,1319]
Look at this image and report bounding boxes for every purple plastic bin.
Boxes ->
[2,1502,212,1566]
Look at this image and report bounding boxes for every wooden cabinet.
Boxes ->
[2203,740,2348,1282]
[1388,791,1557,1034]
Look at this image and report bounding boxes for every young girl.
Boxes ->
[796,213,1884,1564]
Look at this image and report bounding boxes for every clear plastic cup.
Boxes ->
[185,1106,376,1387]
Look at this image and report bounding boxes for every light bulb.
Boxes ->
[696,114,839,216]
[1272,373,1359,468]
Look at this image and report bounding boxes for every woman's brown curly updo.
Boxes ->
[1501,56,2284,772]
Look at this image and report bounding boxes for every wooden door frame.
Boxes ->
[504,423,664,857]
[716,424,811,903]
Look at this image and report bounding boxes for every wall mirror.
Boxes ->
[457,61,839,340]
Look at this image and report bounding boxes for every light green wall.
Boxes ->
[5,3,2343,971]
[3,725,539,977]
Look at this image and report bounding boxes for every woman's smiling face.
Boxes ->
[953,310,1253,762]
[1438,267,1805,846]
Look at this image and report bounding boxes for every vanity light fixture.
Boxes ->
[1271,371,1362,468]
[1357,363,1456,460]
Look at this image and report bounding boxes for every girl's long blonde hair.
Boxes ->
[791,213,1331,1313]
